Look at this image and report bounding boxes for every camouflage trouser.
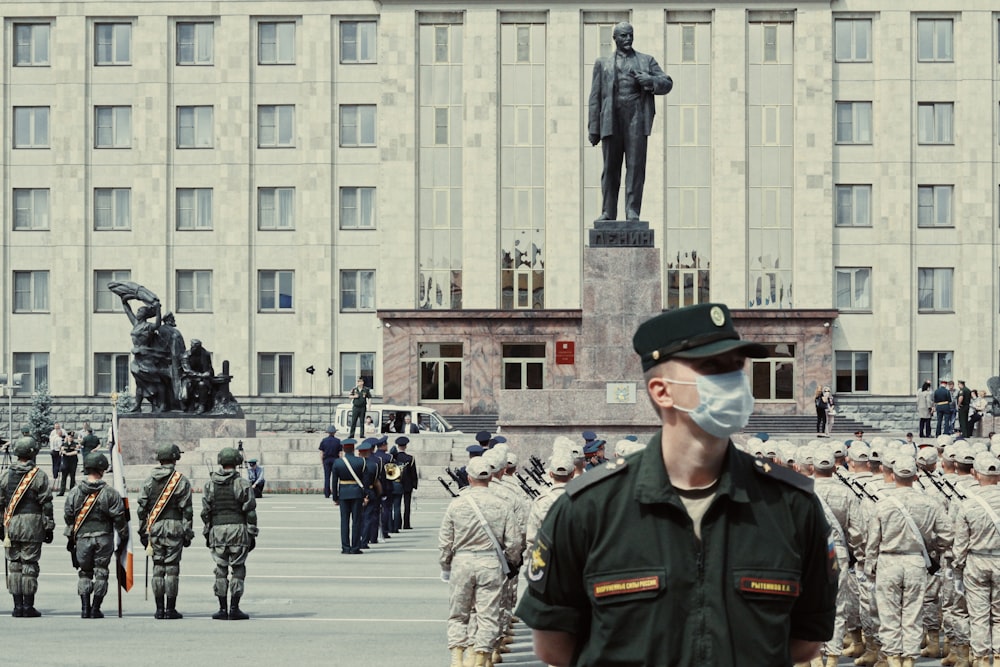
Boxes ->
[942,572,971,643]
[150,535,184,597]
[447,553,504,653]
[75,534,114,597]
[875,554,926,657]
[824,547,851,656]
[860,571,880,639]
[965,554,1000,658]
[845,564,861,630]
[210,544,249,597]
[921,572,942,631]
[4,541,42,595]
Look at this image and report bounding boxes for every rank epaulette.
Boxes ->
[566,457,628,498]
[752,457,814,494]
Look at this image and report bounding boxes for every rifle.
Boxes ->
[67,536,80,569]
[514,474,540,499]
[939,474,967,501]
[525,467,551,488]
[529,455,547,476]
[437,476,458,498]
[920,469,954,500]
[835,470,879,503]
[444,467,461,485]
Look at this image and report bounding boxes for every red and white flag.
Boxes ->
[110,397,134,592]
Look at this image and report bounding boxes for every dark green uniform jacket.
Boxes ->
[516,433,837,667]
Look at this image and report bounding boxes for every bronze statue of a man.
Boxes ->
[588,22,673,222]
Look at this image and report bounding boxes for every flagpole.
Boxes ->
[109,392,135,616]
[112,393,123,618]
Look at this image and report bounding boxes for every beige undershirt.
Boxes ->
[676,480,720,541]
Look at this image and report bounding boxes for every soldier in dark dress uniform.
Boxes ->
[395,437,419,529]
[373,438,394,541]
[318,425,342,499]
[356,439,382,550]
[332,439,366,554]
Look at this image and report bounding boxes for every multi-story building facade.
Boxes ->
[2,1,1000,429]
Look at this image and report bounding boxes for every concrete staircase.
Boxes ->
[743,414,874,437]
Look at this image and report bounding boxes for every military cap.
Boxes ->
[376,435,388,446]
[155,443,179,462]
[357,438,376,452]
[475,430,491,445]
[581,430,597,443]
[84,452,110,472]
[614,439,635,458]
[466,444,484,457]
[218,447,243,466]
[754,432,770,442]
[744,437,765,457]
[847,441,870,462]
[248,458,258,464]
[973,453,1000,476]
[867,445,882,463]
[795,445,815,466]
[552,435,575,457]
[21,425,30,434]
[548,452,575,476]
[625,435,638,442]
[326,424,338,433]
[969,440,988,454]
[467,457,492,480]
[12,440,36,458]
[632,303,767,372]
[341,438,357,448]
[813,447,836,471]
[936,434,954,449]
[490,436,507,447]
[830,442,847,458]
[506,452,518,466]
[395,437,410,447]
[916,447,938,465]
[481,448,502,473]
[954,444,976,465]
[583,439,605,455]
[892,455,917,478]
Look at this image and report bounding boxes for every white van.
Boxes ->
[332,403,462,435]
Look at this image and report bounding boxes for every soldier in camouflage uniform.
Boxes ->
[525,450,574,557]
[0,436,54,617]
[202,446,258,621]
[63,452,127,618]
[439,456,519,667]
[137,443,194,619]
[867,455,952,667]
[952,452,1000,667]
[813,445,854,667]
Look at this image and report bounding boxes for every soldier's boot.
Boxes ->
[449,647,465,667]
[491,648,502,664]
[826,656,841,667]
[886,656,903,667]
[11,593,23,617]
[901,658,915,667]
[954,645,972,667]
[873,651,889,667]
[154,595,165,619]
[472,651,488,667]
[855,638,880,666]
[463,646,475,667]
[163,596,183,619]
[80,594,92,618]
[922,630,942,658]
[212,596,229,620]
[21,594,41,617]
[944,642,960,666]
[90,595,105,619]
[228,594,249,621]
[844,629,866,657]
[809,657,823,667]
[994,654,1000,667]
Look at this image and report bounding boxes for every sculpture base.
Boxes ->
[589,220,654,247]
[117,415,256,465]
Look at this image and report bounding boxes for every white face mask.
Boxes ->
[665,370,756,438]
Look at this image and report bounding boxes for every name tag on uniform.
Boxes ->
[737,576,800,597]
[593,575,661,598]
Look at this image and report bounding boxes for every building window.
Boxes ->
[94,270,130,312]
[177,22,213,65]
[835,185,872,227]
[750,343,794,401]
[258,353,293,394]
[340,105,376,146]
[340,187,376,229]
[257,105,294,147]
[95,353,130,395]
[918,350,953,387]
[917,19,953,62]
[176,188,212,230]
[177,106,213,148]
[835,351,870,393]
[13,271,49,312]
[340,352,375,393]
[666,268,710,310]
[176,270,212,312]
[434,26,450,63]
[14,23,50,66]
[835,267,872,311]
[917,185,953,227]
[258,187,294,229]
[94,188,131,230]
[502,343,544,390]
[95,106,131,148]
[917,102,953,144]
[834,18,871,62]
[681,25,696,62]
[419,343,462,401]
[14,107,49,148]
[762,24,778,62]
[95,23,131,65]
[918,268,953,312]
[836,102,872,144]
[434,107,449,145]
[13,352,48,394]
[13,189,50,230]
[258,22,295,65]
[341,270,375,312]
[341,21,376,63]
[258,270,293,311]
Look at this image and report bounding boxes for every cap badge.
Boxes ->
[710,306,726,327]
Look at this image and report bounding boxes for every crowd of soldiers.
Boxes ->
[438,429,645,667]
[748,431,1000,667]
[0,427,257,620]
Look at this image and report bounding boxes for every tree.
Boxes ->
[28,382,55,445]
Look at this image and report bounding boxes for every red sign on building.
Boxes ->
[555,340,575,365]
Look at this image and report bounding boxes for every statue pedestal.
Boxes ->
[117,415,256,465]
[588,220,654,248]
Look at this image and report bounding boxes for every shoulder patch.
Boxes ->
[566,457,628,498]
[752,457,814,494]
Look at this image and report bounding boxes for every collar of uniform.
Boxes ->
[634,432,749,505]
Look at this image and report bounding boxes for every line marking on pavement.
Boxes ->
[253,616,446,623]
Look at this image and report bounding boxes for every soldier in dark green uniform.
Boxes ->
[516,303,837,666]
[63,452,127,618]
[347,377,372,439]
[202,447,258,620]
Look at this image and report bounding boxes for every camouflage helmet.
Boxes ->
[155,443,180,462]
[83,452,110,472]
[12,439,36,459]
[218,447,243,467]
